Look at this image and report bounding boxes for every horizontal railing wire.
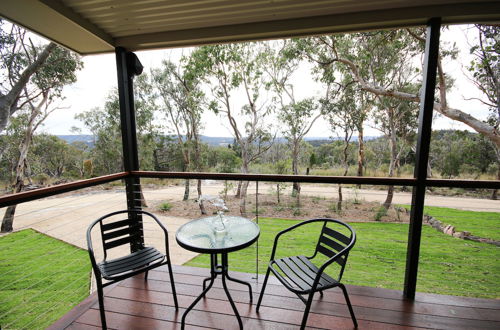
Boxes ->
[0,192,126,260]
[4,279,89,330]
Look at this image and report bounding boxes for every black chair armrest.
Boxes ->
[315,247,351,279]
[136,209,170,256]
[86,218,101,275]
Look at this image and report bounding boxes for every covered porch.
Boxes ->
[1,0,499,329]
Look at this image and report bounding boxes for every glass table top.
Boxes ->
[176,215,260,253]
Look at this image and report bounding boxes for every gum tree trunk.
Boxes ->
[383,109,397,209]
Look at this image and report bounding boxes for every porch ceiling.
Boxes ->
[1,1,499,55]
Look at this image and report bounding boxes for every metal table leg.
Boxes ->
[181,253,254,329]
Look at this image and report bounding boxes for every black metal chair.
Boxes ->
[87,209,178,329]
[256,218,357,329]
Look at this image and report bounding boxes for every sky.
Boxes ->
[38,24,490,138]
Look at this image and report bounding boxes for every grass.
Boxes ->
[186,217,500,298]
[401,205,500,241]
[0,229,91,329]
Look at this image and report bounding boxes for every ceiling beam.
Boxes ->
[41,0,114,46]
[0,0,114,54]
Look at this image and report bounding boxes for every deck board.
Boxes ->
[50,265,500,329]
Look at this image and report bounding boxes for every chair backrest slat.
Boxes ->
[317,244,336,258]
[101,218,133,231]
[102,226,138,241]
[319,235,344,253]
[104,233,140,250]
[316,221,353,267]
[323,226,351,245]
[99,216,143,251]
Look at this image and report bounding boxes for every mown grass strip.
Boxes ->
[186,217,500,298]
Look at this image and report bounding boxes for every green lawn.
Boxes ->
[0,229,91,329]
[407,205,500,241]
[186,217,500,298]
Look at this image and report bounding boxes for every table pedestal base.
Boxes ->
[181,253,253,329]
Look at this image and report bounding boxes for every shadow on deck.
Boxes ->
[50,265,500,329]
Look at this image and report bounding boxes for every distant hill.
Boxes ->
[57,135,94,146]
[57,135,377,147]
[57,135,235,147]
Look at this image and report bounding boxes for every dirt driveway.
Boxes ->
[5,182,499,265]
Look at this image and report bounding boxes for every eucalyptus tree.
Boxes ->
[188,43,274,215]
[264,41,320,204]
[467,25,499,198]
[76,100,122,175]
[77,79,160,176]
[305,30,422,208]
[0,20,57,133]
[300,35,371,180]
[151,58,206,207]
[362,31,419,208]
[306,26,499,197]
[1,44,82,232]
[320,80,358,211]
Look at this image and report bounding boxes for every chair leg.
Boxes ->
[339,283,358,328]
[144,270,149,280]
[300,291,315,330]
[256,268,271,312]
[96,277,107,330]
[166,261,179,310]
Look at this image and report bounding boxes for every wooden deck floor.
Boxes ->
[50,265,500,329]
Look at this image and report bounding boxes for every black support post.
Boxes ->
[404,18,441,299]
[116,47,144,252]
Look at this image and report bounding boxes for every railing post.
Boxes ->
[116,47,144,252]
[404,17,441,299]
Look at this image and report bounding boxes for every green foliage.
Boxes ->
[431,130,496,178]
[374,206,388,221]
[0,229,90,328]
[186,218,500,298]
[159,202,172,212]
[206,146,241,173]
[76,79,162,175]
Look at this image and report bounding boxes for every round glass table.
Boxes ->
[176,215,260,329]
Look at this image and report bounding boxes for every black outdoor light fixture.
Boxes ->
[126,51,143,77]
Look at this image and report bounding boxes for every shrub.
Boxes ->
[311,196,324,204]
[159,202,172,212]
[33,173,50,185]
[328,202,341,213]
[274,205,285,212]
[374,206,388,221]
[292,207,302,216]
